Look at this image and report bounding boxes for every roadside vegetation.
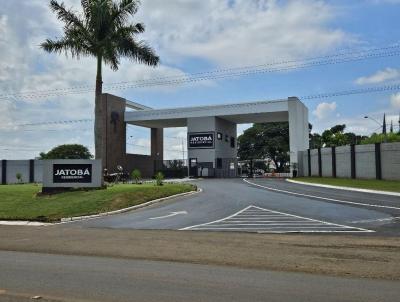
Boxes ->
[0,183,195,222]
[296,177,400,193]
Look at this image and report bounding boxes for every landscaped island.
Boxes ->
[0,183,195,222]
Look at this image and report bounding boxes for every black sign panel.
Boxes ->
[188,132,215,149]
[53,164,92,183]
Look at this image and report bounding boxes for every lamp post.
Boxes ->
[364,116,385,143]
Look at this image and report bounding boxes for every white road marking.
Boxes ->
[243,178,400,211]
[349,216,400,224]
[149,211,187,220]
[181,205,374,233]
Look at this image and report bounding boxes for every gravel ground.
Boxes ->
[0,226,399,280]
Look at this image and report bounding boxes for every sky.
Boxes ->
[1,0,400,160]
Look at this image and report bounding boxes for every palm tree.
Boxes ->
[41,0,159,163]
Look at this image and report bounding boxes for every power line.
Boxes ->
[1,45,400,102]
[299,84,400,100]
[5,83,400,129]
[127,142,184,153]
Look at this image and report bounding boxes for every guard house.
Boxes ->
[102,94,309,178]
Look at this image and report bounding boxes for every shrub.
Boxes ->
[155,172,164,186]
[16,172,23,184]
[131,169,142,184]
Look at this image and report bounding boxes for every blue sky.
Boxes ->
[1,0,400,159]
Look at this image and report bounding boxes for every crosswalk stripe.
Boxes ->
[181,205,374,233]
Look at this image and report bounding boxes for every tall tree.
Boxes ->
[41,0,159,163]
[40,144,93,159]
[238,122,290,172]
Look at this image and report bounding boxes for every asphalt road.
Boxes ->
[1,251,399,302]
[66,178,400,235]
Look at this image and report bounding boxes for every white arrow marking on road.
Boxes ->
[149,211,188,220]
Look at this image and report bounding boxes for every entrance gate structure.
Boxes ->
[120,96,309,178]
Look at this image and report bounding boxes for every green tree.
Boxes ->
[40,144,93,159]
[319,124,363,147]
[41,0,159,163]
[361,133,400,144]
[238,122,290,172]
[309,133,322,149]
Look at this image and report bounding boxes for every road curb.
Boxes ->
[287,179,400,197]
[0,221,51,226]
[0,188,202,226]
[59,188,202,223]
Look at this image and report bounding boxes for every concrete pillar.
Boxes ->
[331,146,337,178]
[288,97,309,175]
[1,160,6,185]
[102,93,127,173]
[375,143,382,180]
[351,144,356,179]
[29,159,35,183]
[151,128,164,161]
[318,148,322,177]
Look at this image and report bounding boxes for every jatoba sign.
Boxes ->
[53,164,92,183]
[188,132,215,149]
[43,160,102,191]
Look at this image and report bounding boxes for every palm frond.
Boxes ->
[81,0,91,20]
[118,0,140,15]
[42,0,159,72]
[40,37,91,58]
[103,49,120,71]
[111,0,140,28]
[116,37,159,66]
[50,0,84,28]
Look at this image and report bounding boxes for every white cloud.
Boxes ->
[0,0,354,159]
[138,0,351,67]
[355,68,400,85]
[312,102,337,120]
[390,92,400,108]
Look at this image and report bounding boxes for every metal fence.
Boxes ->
[154,159,188,178]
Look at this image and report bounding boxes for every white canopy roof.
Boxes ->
[125,97,302,128]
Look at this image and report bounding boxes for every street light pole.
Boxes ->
[364,116,382,128]
[364,116,385,143]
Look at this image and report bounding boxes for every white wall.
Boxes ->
[299,142,400,180]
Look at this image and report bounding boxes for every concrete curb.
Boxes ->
[59,188,202,223]
[0,221,51,226]
[287,179,400,197]
[0,188,201,226]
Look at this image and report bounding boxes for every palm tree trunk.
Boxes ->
[94,55,103,164]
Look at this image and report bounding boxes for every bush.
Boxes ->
[155,172,164,186]
[16,172,23,184]
[131,169,142,184]
[361,133,400,144]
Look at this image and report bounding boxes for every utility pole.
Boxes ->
[382,113,387,135]
[398,112,400,134]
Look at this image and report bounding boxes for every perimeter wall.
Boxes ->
[298,142,400,180]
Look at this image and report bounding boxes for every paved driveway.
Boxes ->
[64,178,400,235]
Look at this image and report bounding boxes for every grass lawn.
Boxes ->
[0,183,195,222]
[296,177,400,193]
